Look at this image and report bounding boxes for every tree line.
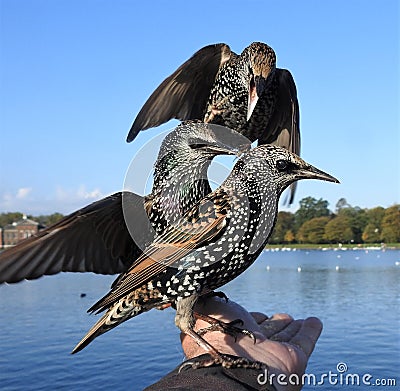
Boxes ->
[0,197,399,244]
[0,212,64,228]
[270,197,400,244]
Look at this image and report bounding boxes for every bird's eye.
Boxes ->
[276,160,289,171]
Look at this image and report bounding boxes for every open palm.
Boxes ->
[181,296,322,391]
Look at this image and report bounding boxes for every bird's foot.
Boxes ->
[177,304,262,372]
[194,312,256,343]
[179,353,265,371]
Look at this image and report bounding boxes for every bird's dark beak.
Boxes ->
[192,125,252,157]
[247,75,267,121]
[198,141,251,157]
[297,164,340,184]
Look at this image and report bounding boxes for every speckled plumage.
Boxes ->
[0,122,249,284]
[144,122,248,229]
[127,42,300,156]
[203,43,276,135]
[72,145,338,355]
[128,42,300,203]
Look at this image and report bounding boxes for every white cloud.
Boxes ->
[55,185,104,202]
[76,185,103,200]
[16,187,32,199]
[0,188,33,213]
[0,185,106,215]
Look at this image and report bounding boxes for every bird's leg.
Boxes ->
[195,291,255,342]
[176,295,262,370]
[193,312,256,343]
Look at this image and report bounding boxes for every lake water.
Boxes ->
[0,249,399,390]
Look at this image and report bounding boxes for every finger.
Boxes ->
[180,332,204,359]
[259,313,294,338]
[194,297,260,331]
[249,311,268,324]
[269,318,303,342]
[289,317,323,358]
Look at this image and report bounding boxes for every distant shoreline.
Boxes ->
[2,243,399,252]
[266,243,400,250]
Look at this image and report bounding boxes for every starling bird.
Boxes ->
[127,42,299,154]
[0,122,250,284]
[72,145,338,366]
[127,42,300,202]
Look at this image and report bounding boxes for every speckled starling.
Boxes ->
[127,42,300,202]
[0,122,250,284]
[71,145,338,365]
[127,42,299,155]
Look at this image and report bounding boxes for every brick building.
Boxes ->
[1,215,39,248]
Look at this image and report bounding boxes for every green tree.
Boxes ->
[380,205,400,243]
[0,212,23,227]
[270,211,295,243]
[324,215,354,243]
[362,224,381,243]
[337,205,367,243]
[297,216,331,244]
[31,213,64,227]
[365,206,385,227]
[335,198,350,213]
[294,197,331,231]
[362,206,385,243]
[284,230,295,243]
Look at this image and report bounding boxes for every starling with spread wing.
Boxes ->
[72,145,338,368]
[0,122,250,284]
[128,42,300,202]
[128,42,299,157]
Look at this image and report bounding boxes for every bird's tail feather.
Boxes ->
[71,311,113,354]
[71,298,149,354]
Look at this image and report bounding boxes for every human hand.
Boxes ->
[181,296,322,391]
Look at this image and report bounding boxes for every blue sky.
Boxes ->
[0,0,399,215]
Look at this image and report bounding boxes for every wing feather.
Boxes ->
[127,43,232,142]
[88,191,230,312]
[259,68,300,204]
[0,192,151,283]
[259,68,300,154]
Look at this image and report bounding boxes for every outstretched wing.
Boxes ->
[0,192,153,283]
[259,68,300,154]
[127,43,232,142]
[88,189,230,313]
[259,68,300,204]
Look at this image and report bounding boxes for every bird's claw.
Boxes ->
[196,315,256,344]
